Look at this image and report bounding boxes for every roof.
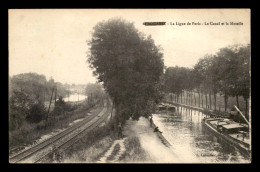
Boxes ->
[222,123,246,129]
[209,121,227,125]
[218,122,228,125]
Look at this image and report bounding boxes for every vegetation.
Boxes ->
[85,83,107,107]
[8,72,108,150]
[164,44,250,119]
[53,114,118,162]
[119,136,152,163]
[9,100,103,152]
[10,73,68,102]
[87,18,164,123]
[26,100,47,123]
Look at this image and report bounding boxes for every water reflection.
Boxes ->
[152,107,250,163]
[64,94,86,102]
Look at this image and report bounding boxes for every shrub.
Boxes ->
[9,89,31,130]
[26,101,47,123]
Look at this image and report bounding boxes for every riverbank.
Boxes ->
[120,117,182,163]
[95,117,182,163]
[60,116,182,163]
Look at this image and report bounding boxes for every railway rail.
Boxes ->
[9,100,112,163]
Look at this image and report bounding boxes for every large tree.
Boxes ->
[87,18,164,121]
[215,44,250,116]
[164,66,192,103]
[193,54,216,109]
[10,73,68,102]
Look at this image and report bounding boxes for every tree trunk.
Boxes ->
[54,87,57,106]
[110,103,114,120]
[198,91,200,107]
[181,90,183,104]
[224,92,228,112]
[54,88,57,120]
[194,91,196,106]
[189,91,190,105]
[47,87,55,120]
[236,95,240,108]
[202,93,204,108]
[189,91,191,105]
[186,91,188,105]
[214,93,217,111]
[190,91,192,105]
[188,91,190,105]
[245,98,248,120]
[205,93,208,109]
[209,90,212,110]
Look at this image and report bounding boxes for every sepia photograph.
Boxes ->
[8,9,251,163]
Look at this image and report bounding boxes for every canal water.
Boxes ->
[44,94,87,112]
[64,94,87,102]
[152,107,250,163]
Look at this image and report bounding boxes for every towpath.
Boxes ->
[123,117,182,163]
[97,116,182,163]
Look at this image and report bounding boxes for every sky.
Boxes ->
[9,9,250,84]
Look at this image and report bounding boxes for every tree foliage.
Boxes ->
[9,73,74,127]
[164,44,250,114]
[10,73,69,103]
[26,100,47,123]
[9,89,31,130]
[53,96,68,116]
[87,18,164,121]
[85,83,105,99]
[164,66,192,96]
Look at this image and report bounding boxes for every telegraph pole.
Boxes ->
[47,87,55,120]
[78,88,79,107]
[68,85,70,102]
[54,87,57,106]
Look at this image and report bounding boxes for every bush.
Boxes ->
[26,101,47,123]
[36,120,46,130]
[9,89,31,131]
[53,106,63,116]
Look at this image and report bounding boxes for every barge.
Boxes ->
[202,117,250,158]
[158,103,176,112]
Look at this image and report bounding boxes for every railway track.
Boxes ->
[9,101,112,163]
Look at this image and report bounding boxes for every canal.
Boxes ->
[44,94,87,111]
[152,107,250,163]
[64,94,87,102]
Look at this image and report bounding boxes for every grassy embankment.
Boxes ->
[119,136,152,163]
[9,100,104,155]
[50,112,151,163]
[51,105,116,163]
[54,132,152,163]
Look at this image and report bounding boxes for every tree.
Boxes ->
[10,73,69,103]
[237,44,250,118]
[193,54,217,109]
[212,44,250,112]
[9,89,31,130]
[164,66,193,104]
[26,100,47,123]
[85,83,105,105]
[219,44,250,116]
[53,96,67,116]
[87,18,164,122]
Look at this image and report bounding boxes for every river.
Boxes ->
[152,107,250,163]
[64,94,87,102]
